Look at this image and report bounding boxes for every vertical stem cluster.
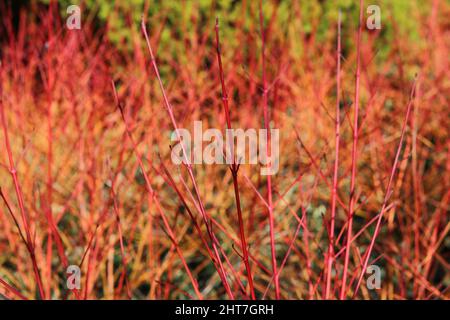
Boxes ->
[353,79,418,297]
[112,82,203,299]
[215,18,256,300]
[141,18,235,299]
[340,0,364,300]
[325,10,342,300]
[0,67,46,299]
[259,1,280,299]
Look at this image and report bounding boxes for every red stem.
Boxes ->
[110,177,132,299]
[112,81,203,299]
[141,18,234,299]
[214,18,256,300]
[340,0,364,300]
[0,71,46,299]
[325,10,342,300]
[259,1,279,299]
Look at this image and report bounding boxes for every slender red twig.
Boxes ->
[325,10,342,300]
[0,276,27,300]
[141,17,234,299]
[259,1,280,299]
[112,81,203,299]
[215,17,256,300]
[157,161,249,298]
[110,177,132,299]
[340,0,364,300]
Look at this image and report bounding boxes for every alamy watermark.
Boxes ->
[66,265,81,290]
[170,121,279,175]
[66,5,81,30]
[366,5,381,30]
[366,264,381,290]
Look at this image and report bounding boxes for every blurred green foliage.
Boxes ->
[39,0,427,60]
